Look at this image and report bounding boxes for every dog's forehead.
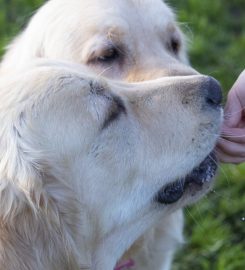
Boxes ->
[130,0,175,21]
[68,0,175,31]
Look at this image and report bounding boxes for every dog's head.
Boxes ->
[2,0,194,80]
[0,61,222,268]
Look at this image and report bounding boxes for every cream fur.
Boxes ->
[0,1,222,269]
[0,60,222,269]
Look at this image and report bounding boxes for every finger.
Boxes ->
[216,148,245,164]
[228,70,245,102]
[220,126,245,144]
[224,91,242,127]
[217,138,245,158]
[223,70,245,127]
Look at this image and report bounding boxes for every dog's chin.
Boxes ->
[156,152,217,204]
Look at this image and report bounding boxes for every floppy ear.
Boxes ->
[0,112,46,223]
[0,107,84,269]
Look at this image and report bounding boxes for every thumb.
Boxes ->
[223,70,245,127]
[224,89,241,128]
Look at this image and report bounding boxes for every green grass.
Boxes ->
[0,0,245,269]
[173,164,245,270]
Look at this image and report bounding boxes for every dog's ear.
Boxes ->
[0,115,46,223]
[0,109,84,269]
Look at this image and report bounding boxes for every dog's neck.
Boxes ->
[114,259,135,270]
[79,259,135,270]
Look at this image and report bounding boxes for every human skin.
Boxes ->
[217,70,245,164]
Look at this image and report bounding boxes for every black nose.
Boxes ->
[204,77,222,107]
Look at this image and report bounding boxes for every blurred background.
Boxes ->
[0,0,244,269]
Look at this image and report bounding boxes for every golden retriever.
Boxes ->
[0,60,222,270]
[0,0,223,269]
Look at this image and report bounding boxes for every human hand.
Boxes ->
[217,70,245,164]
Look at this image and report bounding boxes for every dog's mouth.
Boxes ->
[156,153,217,204]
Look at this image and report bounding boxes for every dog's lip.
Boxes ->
[155,152,217,204]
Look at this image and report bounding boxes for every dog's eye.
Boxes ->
[97,48,120,63]
[169,37,180,55]
[102,95,127,129]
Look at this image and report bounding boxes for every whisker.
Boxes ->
[212,149,232,186]
[185,206,204,230]
[97,66,113,78]
[224,106,245,118]
[193,204,205,223]
[216,137,237,144]
[209,188,234,203]
[217,137,228,143]
[187,130,244,143]
[221,134,245,139]
[176,22,194,47]
[90,66,113,92]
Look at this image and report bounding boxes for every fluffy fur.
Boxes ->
[0,0,222,269]
[0,61,222,269]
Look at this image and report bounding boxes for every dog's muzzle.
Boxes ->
[155,153,217,204]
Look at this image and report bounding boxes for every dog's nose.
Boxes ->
[203,77,222,107]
